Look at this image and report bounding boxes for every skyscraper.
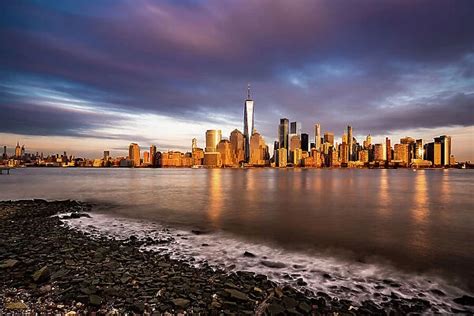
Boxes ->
[205,130,222,152]
[278,118,289,150]
[436,135,451,166]
[290,122,302,136]
[230,129,245,164]
[128,143,140,167]
[301,133,309,152]
[347,126,353,161]
[314,124,321,151]
[150,145,157,166]
[386,137,392,162]
[2,146,6,159]
[192,138,197,151]
[243,84,255,163]
[324,132,334,146]
[15,142,21,158]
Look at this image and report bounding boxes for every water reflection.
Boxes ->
[207,169,222,227]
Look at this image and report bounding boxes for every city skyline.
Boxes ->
[1,1,474,160]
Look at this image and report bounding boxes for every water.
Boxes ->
[1,168,473,311]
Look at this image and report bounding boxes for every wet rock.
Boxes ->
[430,289,445,296]
[69,212,91,219]
[224,288,250,301]
[453,295,474,306]
[32,265,51,283]
[243,251,256,258]
[5,302,28,310]
[172,298,190,308]
[261,260,286,269]
[298,301,311,313]
[296,278,307,286]
[267,302,285,314]
[0,259,19,268]
[89,294,103,306]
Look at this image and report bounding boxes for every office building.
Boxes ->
[435,135,451,166]
[243,84,255,163]
[385,137,392,162]
[394,143,409,165]
[301,133,309,152]
[278,118,289,149]
[277,148,287,167]
[347,126,353,161]
[290,121,302,136]
[314,124,321,151]
[205,130,222,152]
[230,129,245,164]
[374,144,384,162]
[217,140,233,167]
[324,132,334,146]
[249,131,269,166]
[128,143,140,167]
[150,145,157,167]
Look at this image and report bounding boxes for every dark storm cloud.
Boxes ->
[0,0,473,140]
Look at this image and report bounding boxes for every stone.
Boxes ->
[267,302,285,314]
[0,259,19,268]
[453,295,474,306]
[261,260,286,269]
[89,294,103,306]
[430,289,445,296]
[298,301,312,313]
[243,251,256,258]
[5,302,28,310]
[32,265,50,283]
[224,288,250,301]
[65,312,77,316]
[172,298,190,308]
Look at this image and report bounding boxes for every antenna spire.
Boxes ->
[247,83,251,99]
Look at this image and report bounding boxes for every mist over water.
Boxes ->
[1,168,473,304]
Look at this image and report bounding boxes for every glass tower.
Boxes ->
[243,84,254,163]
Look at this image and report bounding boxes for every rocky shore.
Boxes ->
[1,200,473,315]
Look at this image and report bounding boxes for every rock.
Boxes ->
[243,251,256,258]
[298,301,312,313]
[131,302,145,313]
[430,289,445,296]
[191,229,207,235]
[296,278,307,286]
[261,260,286,269]
[224,288,250,301]
[69,212,91,219]
[5,302,28,310]
[65,312,77,316]
[89,294,103,306]
[282,296,298,309]
[172,298,190,308]
[32,266,50,283]
[0,259,19,268]
[453,295,474,306]
[267,302,285,314]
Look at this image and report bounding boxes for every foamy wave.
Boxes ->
[62,212,473,313]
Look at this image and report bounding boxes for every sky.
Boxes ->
[1,0,473,160]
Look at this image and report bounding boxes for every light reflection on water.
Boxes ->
[0,167,473,289]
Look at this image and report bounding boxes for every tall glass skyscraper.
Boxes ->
[243,84,254,162]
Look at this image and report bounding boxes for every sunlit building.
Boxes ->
[400,137,416,163]
[204,152,222,168]
[314,124,321,151]
[150,145,157,167]
[359,149,369,163]
[249,131,269,166]
[128,143,140,167]
[243,85,255,163]
[415,139,423,160]
[277,148,287,167]
[292,148,303,166]
[347,126,353,161]
[278,118,289,150]
[386,137,392,162]
[192,148,205,166]
[217,139,233,167]
[230,129,245,165]
[143,151,150,164]
[394,143,409,165]
[324,132,334,146]
[205,130,222,152]
[363,134,372,149]
[435,135,452,166]
[289,135,301,152]
[15,142,21,158]
[374,144,384,162]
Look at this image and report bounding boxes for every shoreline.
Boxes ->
[1,200,473,314]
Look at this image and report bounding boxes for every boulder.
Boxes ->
[32,266,50,283]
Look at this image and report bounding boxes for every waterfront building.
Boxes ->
[278,118,289,150]
[192,138,197,151]
[314,124,321,151]
[204,152,222,168]
[400,137,416,163]
[15,142,21,158]
[359,149,369,163]
[347,126,353,161]
[192,148,205,166]
[374,144,384,162]
[277,148,287,167]
[230,129,245,164]
[415,139,423,160]
[150,145,157,167]
[324,132,334,146]
[435,135,452,166]
[143,151,150,164]
[128,143,140,167]
[217,139,233,167]
[205,130,222,152]
[394,143,409,165]
[249,131,269,166]
[2,146,6,159]
[243,85,255,163]
[363,134,372,149]
[301,133,309,152]
[386,137,392,162]
[292,148,303,166]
